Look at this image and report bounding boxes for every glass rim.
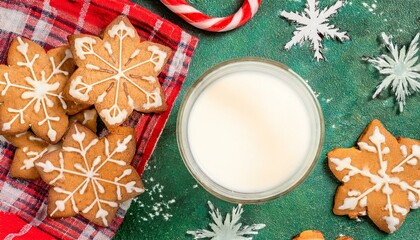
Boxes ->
[176,57,325,204]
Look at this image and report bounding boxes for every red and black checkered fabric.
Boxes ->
[0,0,198,239]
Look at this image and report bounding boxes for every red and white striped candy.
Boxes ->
[160,0,262,32]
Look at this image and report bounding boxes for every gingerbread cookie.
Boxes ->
[293,230,324,240]
[328,119,420,233]
[7,109,98,180]
[36,123,144,226]
[7,132,58,180]
[0,37,74,143]
[69,108,98,133]
[66,101,90,115]
[293,230,353,240]
[65,15,172,129]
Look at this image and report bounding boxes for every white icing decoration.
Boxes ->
[21,147,49,170]
[53,187,79,213]
[16,37,29,55]
[338,197,359,210]
[100,107,128,125]
[142,76,156,83]
[348,190,361,196]
[143,88,162,110]
[86,64,100,70]
[0,37,72,141]
[412,145,420,156]
[369,127,385,145]
[37,160,55,173]
[382,215,399,233]
[392,144,420,173]
[69,76,91,101]
[127,95,134,109]
[400,145,408,157]
[74,37,96,60]
[407,158,418,166]
[27,135,44,143]
[358,142,376,153]
[393,205,408,216]
[69,20,168,126]
[147,46,167,72]
[408,191,420,209]
[35,125,143,226]
[103,41,114,62]
[82,109,96,124]
[55,200,65,211]
[2,122,11,131]
[108,20,135,39]
[129,49,140,60]
[330,126,420,233]
[96,92,107,103]
[47,128,57,142]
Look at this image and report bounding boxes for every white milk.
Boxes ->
[187,70,313,193]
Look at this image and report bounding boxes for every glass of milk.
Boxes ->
[177,58,324,203]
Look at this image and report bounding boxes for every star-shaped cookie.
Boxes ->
[36,123,144,226]
[328,119,420,233]
[0,37,74,143]
[65,16,172,129]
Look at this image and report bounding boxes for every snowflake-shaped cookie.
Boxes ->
[187,201,266,239]
[65,16,171,129]
[365,33,420,112]
[36,123,144,226]
[0,37,74,143]
[7,109,97,180]
[293,230,352,240]
[280,0,350,61]
[328,119,420,233]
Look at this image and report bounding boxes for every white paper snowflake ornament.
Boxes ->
[187,201,266,239]
[365,33,420,112]
[328,119,420,233]
[280,0,350,61]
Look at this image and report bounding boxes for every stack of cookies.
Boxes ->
[0,16,172,227]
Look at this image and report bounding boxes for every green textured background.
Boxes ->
[114,0,420,239]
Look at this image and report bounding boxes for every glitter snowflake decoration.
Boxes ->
[187,201,266,240]
[328,120,420,233]
[280,0,350,61]
[365,33,420,112]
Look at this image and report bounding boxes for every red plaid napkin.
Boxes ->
[0,0,198,239]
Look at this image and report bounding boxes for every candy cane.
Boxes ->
[160,0,262,32]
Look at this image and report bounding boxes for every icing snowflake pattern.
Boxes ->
[280,0,350,61]
[67,16,170,128]
[0,37,73,142]
[365,33,420,112]
[328,120,420,233]
[36,123,144,226]
[187,201,266,239]
[7,132,59,180]
[6,109,97,180]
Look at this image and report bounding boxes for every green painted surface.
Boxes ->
[114,0,420,239]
